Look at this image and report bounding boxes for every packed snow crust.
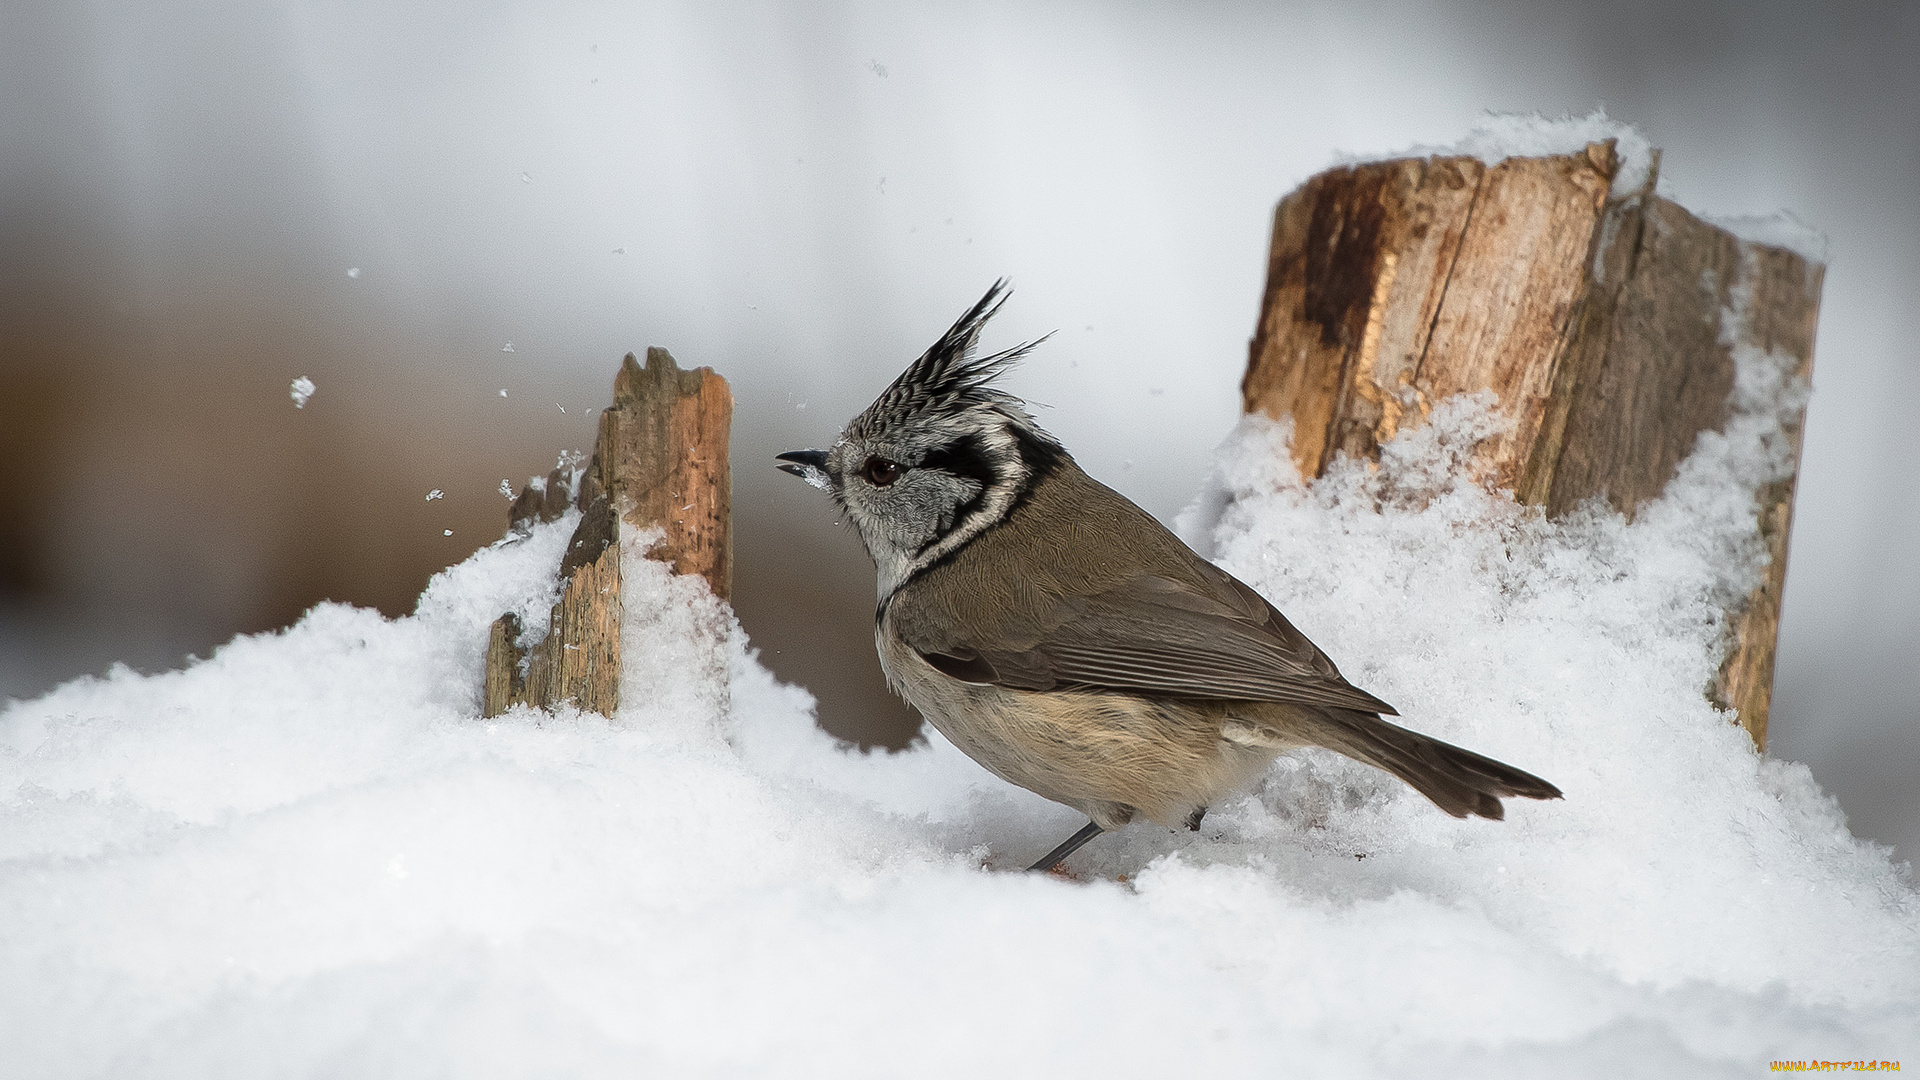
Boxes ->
[3,320,1915,1074]
[1340,110,1659,197]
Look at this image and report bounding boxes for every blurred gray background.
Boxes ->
[3,0,1915,865]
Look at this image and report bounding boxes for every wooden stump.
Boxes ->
[482,347,733,718]
[1243,142,1821,749]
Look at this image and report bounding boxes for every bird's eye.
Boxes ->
[862,456,905,486]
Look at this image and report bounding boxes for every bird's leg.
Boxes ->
[1026,820,1104,873]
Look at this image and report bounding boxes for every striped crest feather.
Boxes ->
[852,280,1053,443]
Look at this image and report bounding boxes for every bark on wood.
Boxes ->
[481,347,733,718]
[595,347,734,601]
[1243,142,1821,750]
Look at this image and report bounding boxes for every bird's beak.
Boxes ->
[775,449,833,490]
[775,448,829,474]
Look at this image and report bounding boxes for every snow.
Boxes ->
[4,292,1915,1072]
[1709,210,1832,265]
[1343,109,1659,198]
[287,376,315,408]
[781,456,834,492]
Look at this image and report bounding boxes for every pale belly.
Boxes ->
[875,624,1282,830]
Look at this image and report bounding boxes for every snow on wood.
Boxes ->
[483,347,732,718]
[1242,140,1820,749]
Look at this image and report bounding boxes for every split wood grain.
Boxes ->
[595,347,734,601]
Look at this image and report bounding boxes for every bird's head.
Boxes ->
[778,281,1063,596]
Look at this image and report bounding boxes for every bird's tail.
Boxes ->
[1304,709,1562,820]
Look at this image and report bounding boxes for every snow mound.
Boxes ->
[3,330,1914,1073]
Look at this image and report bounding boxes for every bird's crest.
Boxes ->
[852,280,1052,440]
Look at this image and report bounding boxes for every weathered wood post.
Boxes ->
[482,347,732,718]
[1243,142,1821,749]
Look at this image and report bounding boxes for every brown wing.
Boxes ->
[888,463,1397,716]
[913,567,1398,715]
